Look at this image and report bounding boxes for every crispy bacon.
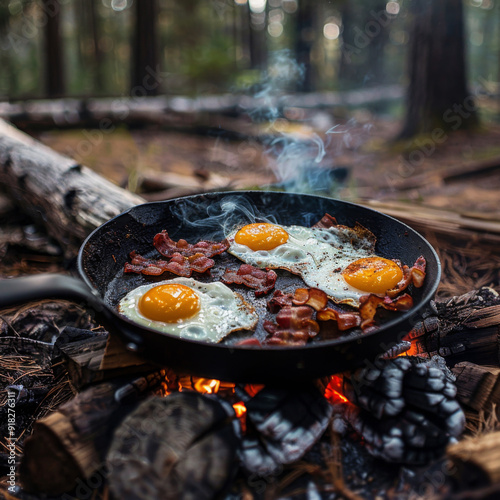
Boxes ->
[267,290,293,313]
[316,308,362,331]
[292,288,328,311]
[153,230,229,258]
[312,213,338,229]
[124,251,214,277]
[263,306,319,346]
[359,293,414,330]
[222,264,277,297]
[386,256,427,298]
[235,338,262,347]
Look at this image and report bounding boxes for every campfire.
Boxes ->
[1,284,498,499]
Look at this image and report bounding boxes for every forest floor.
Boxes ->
[26,112,500,297]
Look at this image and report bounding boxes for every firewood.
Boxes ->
[238,383,333,476]
[106,393,240,500]
[19,372,165,496]
[331,356,465,464]
[407,287,500,367]
[447,431,500,488]
[0,119,144,257]
[54,328,156,389]
[451,362,500,415]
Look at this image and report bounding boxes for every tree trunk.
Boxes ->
[131,0,160,96]
[42,0,65,98]
[295,0,314,92]
[400,0,478,138]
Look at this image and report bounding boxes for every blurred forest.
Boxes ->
[0,0,498,116]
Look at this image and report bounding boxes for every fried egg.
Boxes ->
[118,278,258,342]
[227,222,403,307]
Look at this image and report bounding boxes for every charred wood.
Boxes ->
[406,287,500,367]
[107,393,239,500]
[332,356,465,464]
[54,328,156,390]
[452,361,500,419]
[239,383,333,476]
[19,372,166,495]
[0,119,144,257]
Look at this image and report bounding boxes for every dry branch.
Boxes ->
[0,119,144,257]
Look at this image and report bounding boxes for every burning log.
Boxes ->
[330,356,465,464]
[0,119,144,257]
[238,383,333,476]
[406,287,500,366]
[107,393,240,500]
[19,372,166,496]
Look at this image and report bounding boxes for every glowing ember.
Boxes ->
[324,375,349,404]
[233,402,247,418]
[244,384,265,397]
[194,378,220,394]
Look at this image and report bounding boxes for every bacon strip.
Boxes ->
[292,288,328,311]
[124,251,214,277]
[267,290,293,313]
[316,308,362,331]
[312,213,338,229]
[222,264,277,297]
[263,306,319,345]
[153,230,229,258]
[359,293,414,330]
[386,256,427,298]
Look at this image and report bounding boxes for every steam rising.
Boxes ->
[170,194,279,238]
[243,50,340,194]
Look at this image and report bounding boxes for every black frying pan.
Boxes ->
[0,191,440,383]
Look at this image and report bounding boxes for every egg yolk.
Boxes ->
[342,257,403,294]
[234,223,289,251]
[138,284,201,323]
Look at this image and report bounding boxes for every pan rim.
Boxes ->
[77,190,441,351]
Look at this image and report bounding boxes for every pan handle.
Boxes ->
[0,274,104,311]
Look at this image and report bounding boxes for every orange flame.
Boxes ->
[233,401,247,433]
[233,402,247,418]
[193,378,220,394]
[324,375,349,404]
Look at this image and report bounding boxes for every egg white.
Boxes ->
[118,278,258,343]
[227,223,381,307]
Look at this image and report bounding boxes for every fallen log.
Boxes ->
[0,119,144,257]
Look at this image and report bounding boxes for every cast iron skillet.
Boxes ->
[0,191,440,383]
